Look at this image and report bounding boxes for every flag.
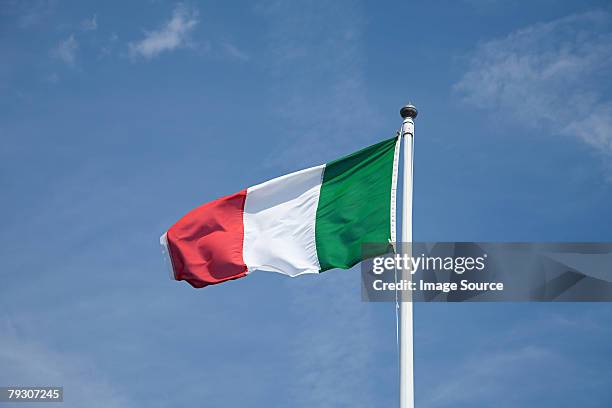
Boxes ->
[160,136,400,288]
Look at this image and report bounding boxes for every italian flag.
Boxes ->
[161,136,400,288]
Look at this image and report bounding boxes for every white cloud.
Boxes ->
[52,34,78,65]
[0,318,132,408]
[222,42,249,61]
[12,0,56,28]
[257,1,379,170]
[284,270,382,407]
[128,4,198,60]
[81,14,97,31]
[98,33,119,59]
[418,307,612,408]
[455,11,612,156]
[44,72,59,84]
[421,346,563,408]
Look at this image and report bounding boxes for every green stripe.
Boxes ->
[315,136,397,271]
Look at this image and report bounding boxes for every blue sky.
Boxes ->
[1,0,612,407]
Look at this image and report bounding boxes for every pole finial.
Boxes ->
[400,103,418,119]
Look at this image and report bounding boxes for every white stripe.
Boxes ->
[243,164,325,277]
[390,135,401,253]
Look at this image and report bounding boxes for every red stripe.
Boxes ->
[166,190,248,288]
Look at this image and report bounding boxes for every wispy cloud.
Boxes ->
[128,4,199,60]
[52,34,78,65]
[0,318,132,408]
[455,11,612,157]
[421,346,562,408]
[222,41,249,61]
[81,14,97,31]
[98,32,119,59]
[11,0,56,28]
[417,305,612,408]
[283,270,385,407]
[44,72,59,84]
[257,1,380,170]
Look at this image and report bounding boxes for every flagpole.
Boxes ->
[399,103,417,408]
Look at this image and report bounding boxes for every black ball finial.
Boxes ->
[400,104,418,119]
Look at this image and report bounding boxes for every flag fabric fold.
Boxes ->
[161,136,400,288]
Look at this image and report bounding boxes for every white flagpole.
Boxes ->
[399,104,417,408]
